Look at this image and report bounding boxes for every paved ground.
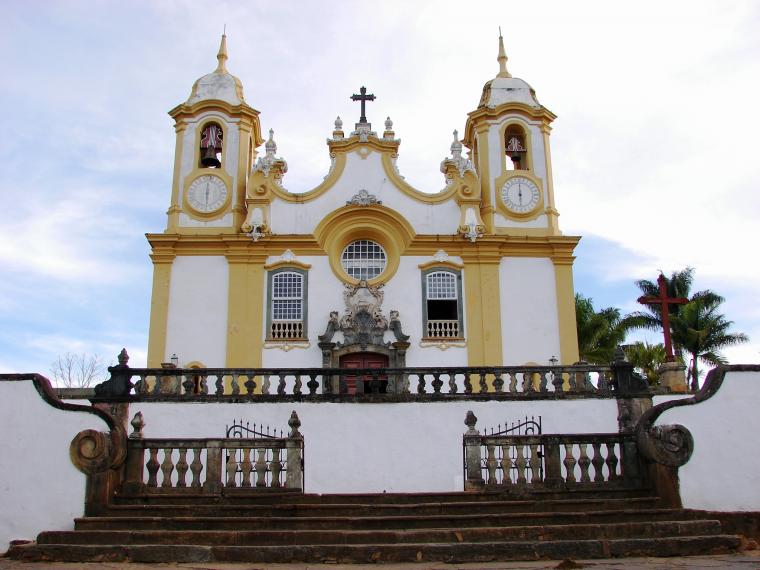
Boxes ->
[2,552,760,569]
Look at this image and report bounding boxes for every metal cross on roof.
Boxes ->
[637,274,689,362]
[350,86,376,124]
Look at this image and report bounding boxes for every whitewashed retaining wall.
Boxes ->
[651,368,760,511]
[131,399,619,494]
[0,380,110,552]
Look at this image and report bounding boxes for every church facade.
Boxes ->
[146,34,580,377]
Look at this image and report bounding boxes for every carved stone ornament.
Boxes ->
[253,128,288,179]
[318,281,409,347]
[637,424,694,468]
[346,189,382,206]
[440,129,475,179]
[70,428,126,474]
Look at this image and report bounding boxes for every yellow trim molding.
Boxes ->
[417,259,464,271]
[225,250,267,368]
[169,100,263,148]
[552,255,580,364]
[146,250,175,367]
[313,204,416,285]
[248,152,346,203]
[380,153,459,204]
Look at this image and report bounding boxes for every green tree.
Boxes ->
[624,341,666,385]
[575,294,642,364]
[670,296,748,387]
[631,268,748,386]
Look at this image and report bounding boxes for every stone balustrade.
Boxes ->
[121,411,304,494]
[464,412,642,491]
[95,363,617,401]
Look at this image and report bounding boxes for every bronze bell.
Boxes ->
[201,145,221,168]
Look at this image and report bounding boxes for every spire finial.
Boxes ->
[216,32,228,73]
[497,27,511,78]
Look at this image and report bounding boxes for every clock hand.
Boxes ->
[517,183,523,205]
[204,182,210,209]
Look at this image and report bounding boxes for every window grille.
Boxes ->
[341,240,387,280]
[426,271,458,300]
[271,272,303,321]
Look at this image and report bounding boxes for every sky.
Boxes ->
[1,0,758,376]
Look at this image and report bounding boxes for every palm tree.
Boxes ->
[631,268,748,387]
[669,296,748,388]
[575,294,641,364]
[624,342,666,385]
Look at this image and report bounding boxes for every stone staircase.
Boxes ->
[7,489,742,563]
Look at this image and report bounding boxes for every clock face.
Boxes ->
[500,177,540,214]
[187,175,228,214]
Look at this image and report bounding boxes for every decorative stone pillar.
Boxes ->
[463,411,485,491]
[286,411,304,491]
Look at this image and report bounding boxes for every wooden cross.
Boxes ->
[350,86,376,124]
[637,274,689,362]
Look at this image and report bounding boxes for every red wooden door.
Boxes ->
[339,353,389,394]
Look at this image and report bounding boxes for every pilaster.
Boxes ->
[225,249,267,367]
[146,249,176,367]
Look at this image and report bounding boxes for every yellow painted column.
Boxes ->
[225,250,266,367]
[146,249,176,367]
[540,124,560,235]
[475,127,495,233]
[166,123,186,232]
[463,252,503,368]
[552,256,580,364]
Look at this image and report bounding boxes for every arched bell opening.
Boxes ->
[504,124,528,171]
[199,122,224,168]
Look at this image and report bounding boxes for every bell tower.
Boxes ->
[165,34,264,233]
[463,33,560,236]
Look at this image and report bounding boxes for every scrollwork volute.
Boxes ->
[636,423,694,468]
[70,426,127,474]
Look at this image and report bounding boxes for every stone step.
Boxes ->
[73,507,700,531]
[9,535,742,563]
[101,495,661,518]
[38,520,724,546]
[114,487,657,505]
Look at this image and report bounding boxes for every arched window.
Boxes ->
[422,269,464,339]
[267,269,307,340]
[341,240,387,281]
[199,122,224,168]
[504,125,527,171]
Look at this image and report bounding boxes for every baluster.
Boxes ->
[500,445,513,485]
[448,373,457,394]
[563,443,577,483]
[508,372,517,393]
[493,372,504,393]
[146,448,160,487]
[464,371,473,394]
[231,373,240,396]
[598,370,610,391]
[577,444,591,483]
[486,444,497,485]
[529,444,542,484]
[552,370,564,393]
[200,374,208,395]
[190,448,203,488]
[244,375,255,396]
[181,374,194,396]
[478,370,488,393]
[417,374,426,394]
[176,449,189,487]
[521,372,532,393]
[270,448,282,488]
[240,448,253,487]
[605,443,619,481]
[307,374,319,396]
[262,375,271,395]
[591,442,605,482]
[569,371,577,391]
[431,373,443,394]
[515,444,527,485]
[215,375,224,395]
[277,374,286,395]
[151,374,161,397]
[226,450,238,487]
[254,447,268,487]
[294,374,302,396]
[538,370,548,392]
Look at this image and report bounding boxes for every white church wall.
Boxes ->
[650,369,760,511]
[499,257,561,365]
[269,150,461,235]
[165,256,229,367]
[131,398,619,494]
[0,381,110,552]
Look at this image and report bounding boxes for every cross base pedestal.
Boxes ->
[658,361,687,392]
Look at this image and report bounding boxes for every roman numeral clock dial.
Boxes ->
[500,176,540,215]
[186,175,228,214]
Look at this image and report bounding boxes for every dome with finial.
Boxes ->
[478,32,541,109]
[186,34,245,106]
